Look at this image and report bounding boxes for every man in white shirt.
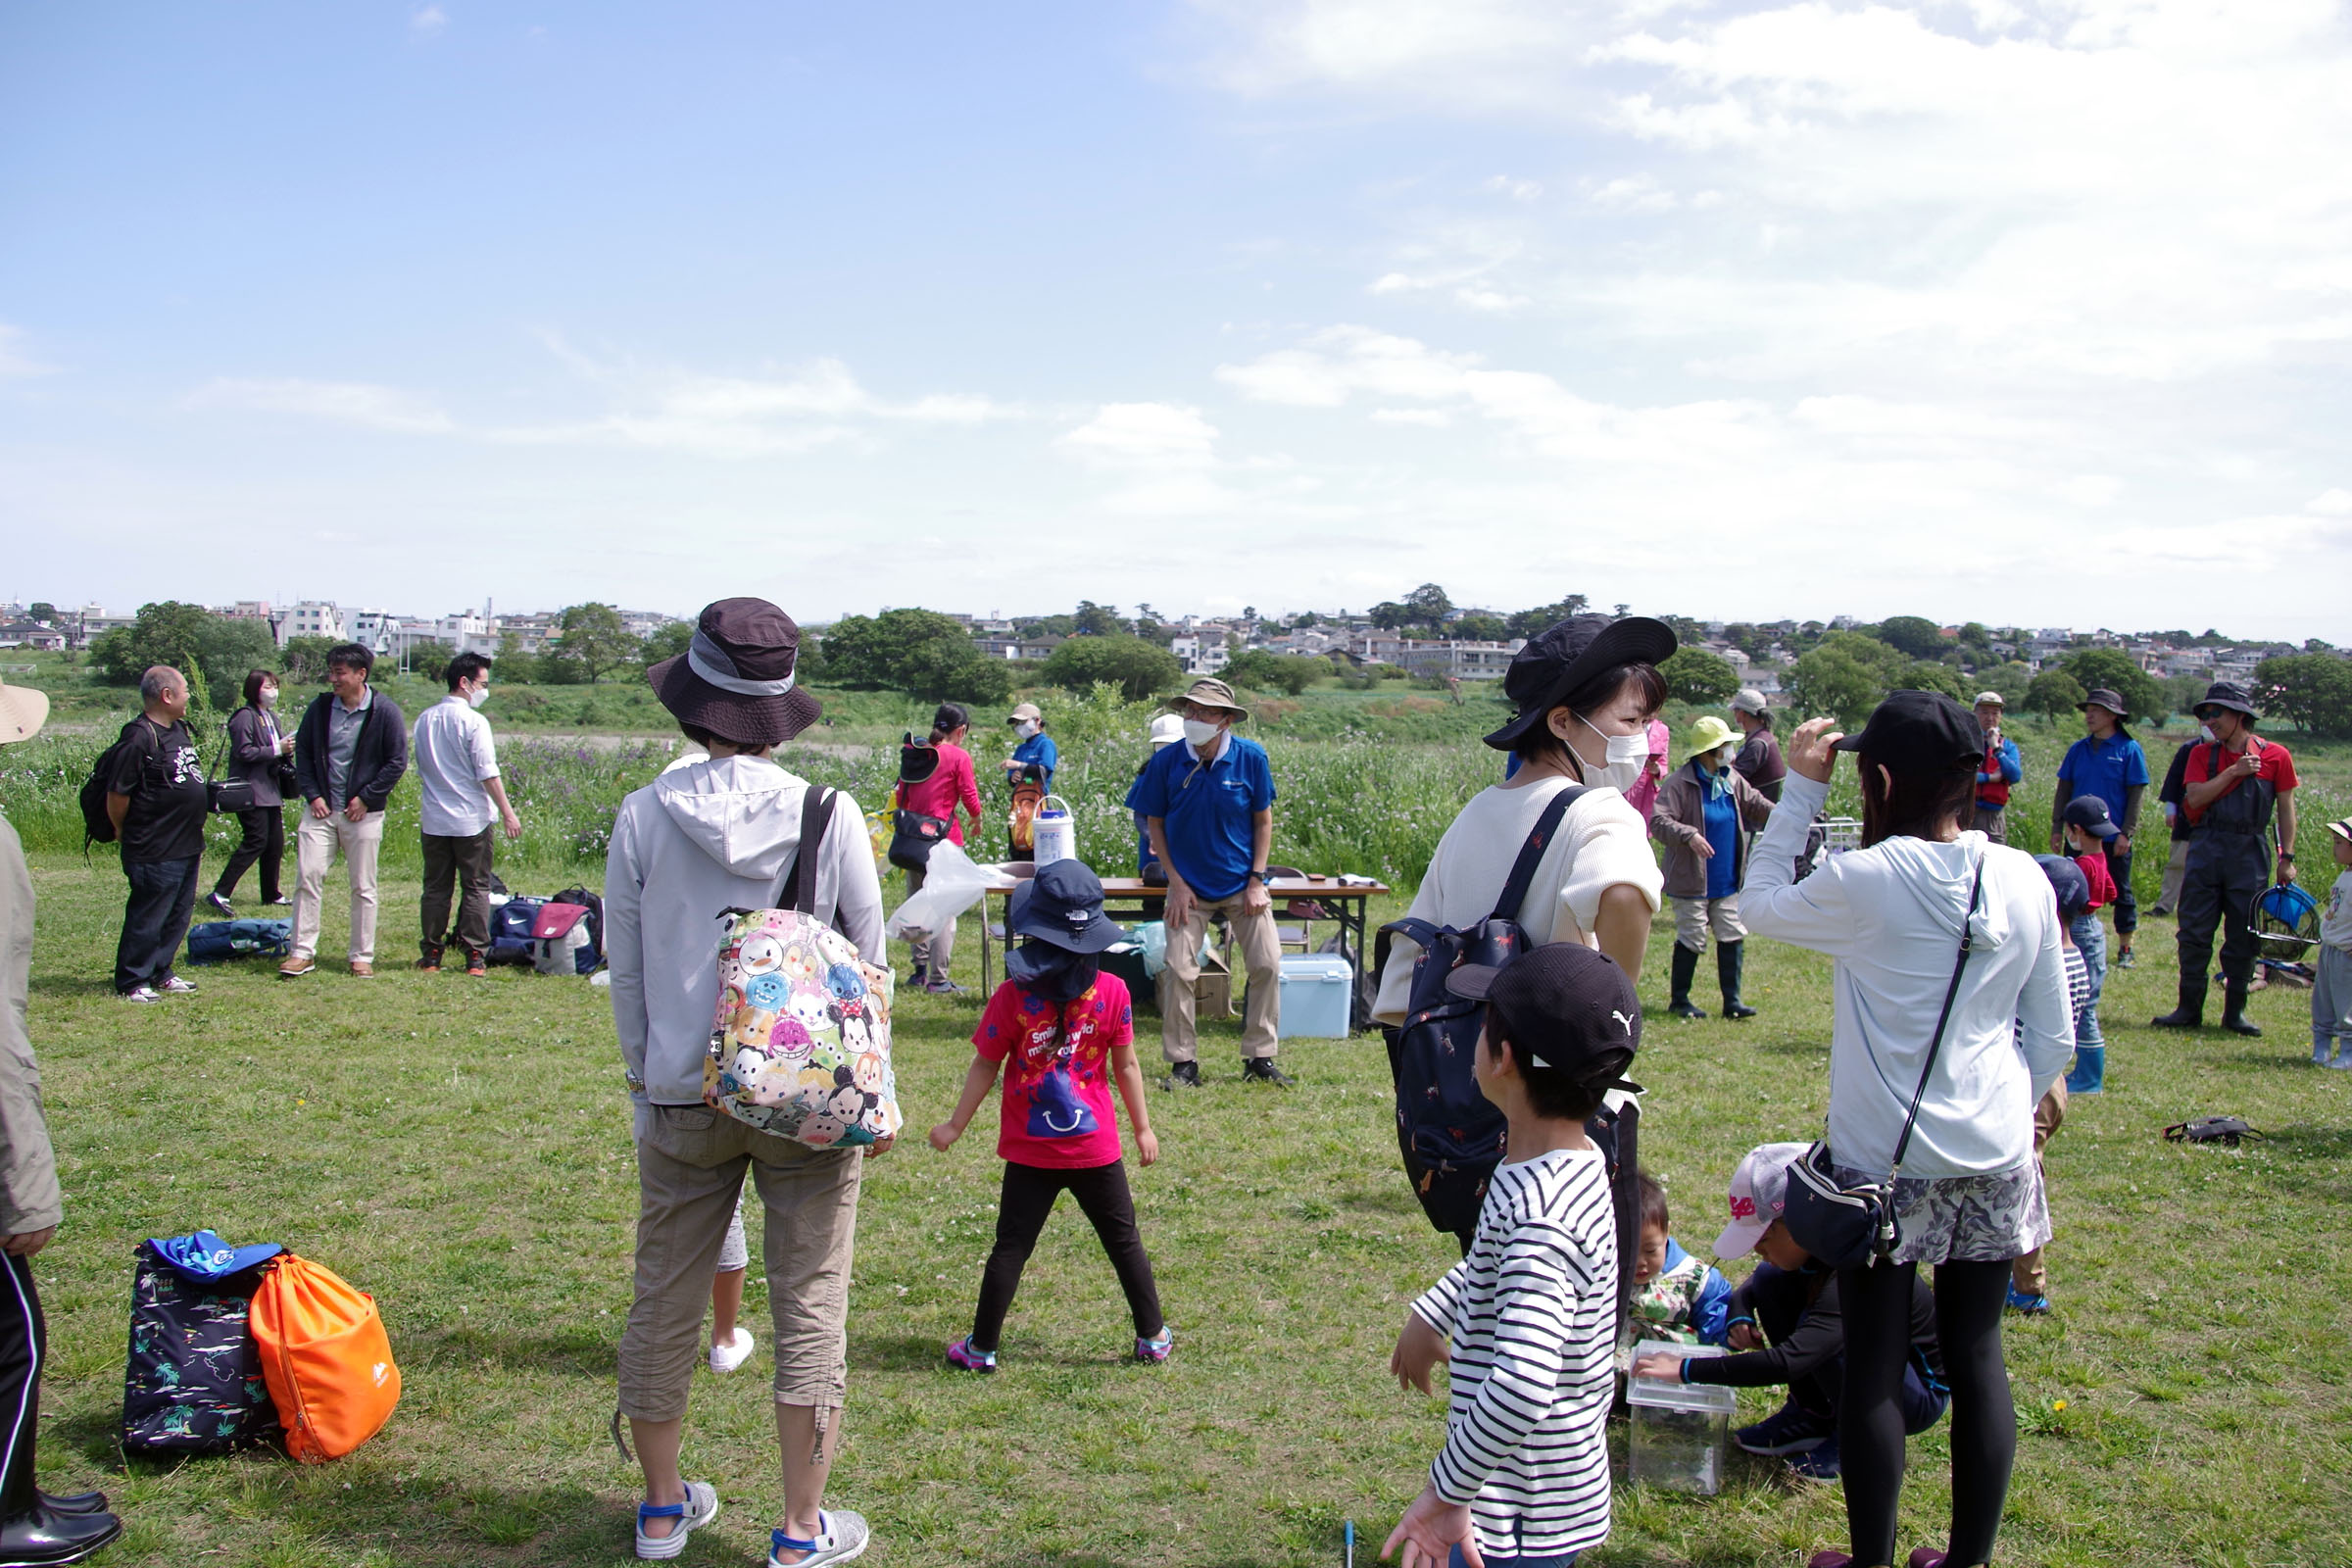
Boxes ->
[412,653,521,975]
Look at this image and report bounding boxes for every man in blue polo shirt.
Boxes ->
[2052,687,2150,968]
[1126,677,1289,1087]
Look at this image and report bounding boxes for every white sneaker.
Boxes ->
[710,1326,756,1374]
[121,985,162,1004]
[160,975,199,995]
[635,1480,718,1560]
[769,1510,869,1568]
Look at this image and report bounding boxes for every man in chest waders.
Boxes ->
[2152,681,2300,1038]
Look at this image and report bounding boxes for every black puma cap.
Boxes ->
[1446,943,1641,1090]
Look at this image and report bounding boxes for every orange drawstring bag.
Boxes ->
[248,1254,401,1462]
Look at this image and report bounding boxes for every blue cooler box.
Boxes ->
[1277,955,1353,1039]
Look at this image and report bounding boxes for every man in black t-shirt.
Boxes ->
[105,666,210,1001]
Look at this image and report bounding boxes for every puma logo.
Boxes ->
[1611,1009,1636,1034]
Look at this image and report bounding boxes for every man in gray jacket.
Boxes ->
[604,600,885,1568]
[0,675,125,1564]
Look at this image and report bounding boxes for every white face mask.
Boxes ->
[1573,713,1652,793]
[259,687,278,709]
[1014,719,1040,740]
[1182,717,1222,749]
[466,683,490,710]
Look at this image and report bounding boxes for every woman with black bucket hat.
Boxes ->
[1741,692,2075,1568]
[605,597,887,1568]
[1372,613,1671,1248]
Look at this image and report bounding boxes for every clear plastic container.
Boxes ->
[1627,1341,1736,1494]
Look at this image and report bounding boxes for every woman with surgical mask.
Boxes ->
[1004,702,1057,790]
[205,667,298,916]
[1650,714,1777,1020]
[1371,613,1674,1250]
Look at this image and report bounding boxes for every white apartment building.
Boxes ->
[1170,635,1230,675]
[274,601,347,645]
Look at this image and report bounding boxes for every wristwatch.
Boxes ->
[1250,869,1271,884]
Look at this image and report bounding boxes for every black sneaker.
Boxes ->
[1242,1057,1295,1086]
[1785,1432,1841,1481]
[1735,1401,1834,1456]
[203,891,234,918]
[1165,1061,1201,1089]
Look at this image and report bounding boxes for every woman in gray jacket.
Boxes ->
[204,668,294,915]
[605,599,886,1568]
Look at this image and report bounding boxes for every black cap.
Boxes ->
[2060,795,2119,840]
[1484,614,1677,751]
[2194,680,2259,718]
[1445,944,1641,1089]
[2034,854,2090,918]
[1832,690,1983,774]
[2077,688,2128,718]
[1007,859,1125,954]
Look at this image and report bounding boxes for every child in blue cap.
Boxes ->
[929,859,1169,1369]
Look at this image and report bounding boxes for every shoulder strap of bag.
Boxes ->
[776,786,836,915]
[1887,856,1986,1177]
[1491,785,1586,924]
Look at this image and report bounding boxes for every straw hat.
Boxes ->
[0,677,48,746]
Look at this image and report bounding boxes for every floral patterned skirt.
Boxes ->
[1832,1159,2050,1265]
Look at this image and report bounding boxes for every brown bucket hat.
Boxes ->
[646,598,823,746]
[1163,677,1250,721]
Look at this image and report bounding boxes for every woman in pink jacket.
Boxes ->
[896,703,984,994]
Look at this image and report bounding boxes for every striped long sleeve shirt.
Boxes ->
[1409,1145,1618,1560]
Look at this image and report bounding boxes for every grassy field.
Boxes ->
[11,837,2352,1568]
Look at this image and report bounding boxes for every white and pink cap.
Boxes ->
[1713,1142,1812,1260]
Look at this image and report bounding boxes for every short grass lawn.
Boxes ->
[17,852,2352,1567]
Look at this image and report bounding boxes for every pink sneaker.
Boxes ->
[1135,1327,1172,1363]
[945,1336,997,1373]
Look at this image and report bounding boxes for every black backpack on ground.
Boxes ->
[1377,785,1585,1240]
[121,1243,281,1453]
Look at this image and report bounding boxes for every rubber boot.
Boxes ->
[1718,940,1757,1019]
[1667,945,1706,1019]
[2220,982,2262,1037]
[2151,979,2205,1030]
[2063,1045,2105,1094]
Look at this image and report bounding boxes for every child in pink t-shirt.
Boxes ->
[929,860,1168,1370]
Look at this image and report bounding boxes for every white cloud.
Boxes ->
[1056,403,1220,467]
[1482,174,1542,201]
[0,324,50,378]
[186,348,1021,458]
[2307,488,2352,516]
[410,6,448,36]
[189,377,456,434]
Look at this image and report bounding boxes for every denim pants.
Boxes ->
[1449,1548,1577,1568]
[116,855,199,993]
[2068,912,2107,1051]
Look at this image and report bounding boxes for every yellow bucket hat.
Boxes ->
[1686,714,1739,759]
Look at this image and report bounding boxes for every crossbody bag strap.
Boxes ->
[1492,784,1586,925]
[1886,856,1985,1177]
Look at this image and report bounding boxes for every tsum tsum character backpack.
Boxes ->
[703,786,902,1151]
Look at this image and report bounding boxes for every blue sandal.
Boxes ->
[635,1480,718,1560]
[768,1509,871,1567]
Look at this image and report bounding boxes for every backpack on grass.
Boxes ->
[250,1253,401,1464]
[185,918,294,964]
[1376,785,1585,1239]
[121,1241,281,1454]
[703,787,903,1152]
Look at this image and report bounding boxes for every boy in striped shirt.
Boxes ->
[1386,944,1639,1568]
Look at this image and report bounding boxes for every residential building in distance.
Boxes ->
[274,600,347,645]
[1169,635,1230,675]
[1395,639,1523,680]
[0,620,68,651]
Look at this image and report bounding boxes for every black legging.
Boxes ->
[214,805,284,903]
[972,1159,1163,1351]
[0,1252,46,1515]
[1839,1258,2013,1568]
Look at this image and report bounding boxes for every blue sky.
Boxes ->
[4,1,2349,638]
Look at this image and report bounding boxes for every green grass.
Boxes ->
[14,845,2352,1567]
